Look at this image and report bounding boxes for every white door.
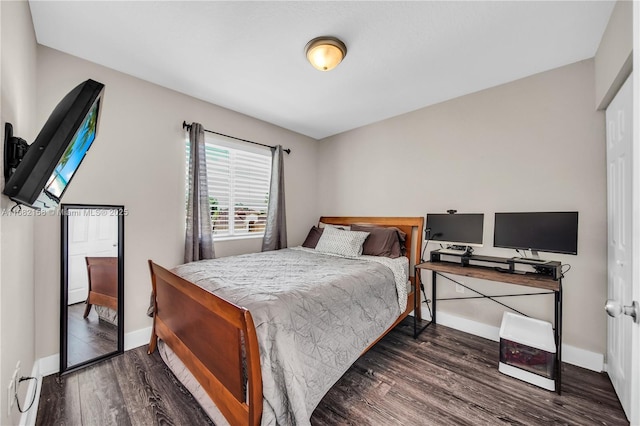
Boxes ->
[605,73,638,422]
[67,210,118,305]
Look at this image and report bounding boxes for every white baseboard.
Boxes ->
[417,305,605,372]
[125,326,152,351]
[561,344,605,373]
[436,311,500,342]
[38,354,59,377]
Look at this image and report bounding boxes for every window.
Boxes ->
[186,136,272,239]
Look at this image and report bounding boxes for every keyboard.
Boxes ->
[438,248,469,256]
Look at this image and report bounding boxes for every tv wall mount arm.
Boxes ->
[4,123,30,182]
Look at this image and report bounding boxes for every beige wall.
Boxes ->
[595,0,633,110]
[317,59,607,356]
[34,46,319,359]
[0,1,37,423]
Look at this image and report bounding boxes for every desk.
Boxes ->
[413,261,563,394]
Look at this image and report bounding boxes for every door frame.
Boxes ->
[631,3,640,424]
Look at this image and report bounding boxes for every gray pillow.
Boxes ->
[351,224,406,258]
[302,226,323,248]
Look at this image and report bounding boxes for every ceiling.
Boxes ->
[28,1,615,140]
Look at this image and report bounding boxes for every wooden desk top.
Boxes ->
[416,261,560,292]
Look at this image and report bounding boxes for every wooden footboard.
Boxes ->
[147,260,262,426]
[83,257,118,318]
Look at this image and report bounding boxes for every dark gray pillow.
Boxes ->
[302,226,324,248]
[351,224,406,258]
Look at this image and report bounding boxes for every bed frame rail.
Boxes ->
[148,260,262,426]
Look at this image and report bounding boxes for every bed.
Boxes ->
[147,216,423,425]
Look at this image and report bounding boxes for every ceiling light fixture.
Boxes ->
[305,36,347,72]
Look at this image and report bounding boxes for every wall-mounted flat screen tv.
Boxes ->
[493,212,579,255]
[426,213,484,247]
[3,79,105,210]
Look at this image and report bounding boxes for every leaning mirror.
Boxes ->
[60,204,124,374]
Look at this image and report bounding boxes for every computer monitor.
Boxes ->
[493,212,579,256]
[426,213,484,247]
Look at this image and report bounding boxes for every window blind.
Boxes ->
[186,137,272,239]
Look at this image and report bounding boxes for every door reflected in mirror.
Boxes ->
[61,204,124,373]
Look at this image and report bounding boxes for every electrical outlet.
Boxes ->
[455,283,465,293]
[7,361,20,416]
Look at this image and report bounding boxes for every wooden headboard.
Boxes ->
[318,216,424,277]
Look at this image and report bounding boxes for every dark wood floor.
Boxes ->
[37,319,628,425]
[67,303,118,367]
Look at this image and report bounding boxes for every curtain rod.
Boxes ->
[182,121,291,155]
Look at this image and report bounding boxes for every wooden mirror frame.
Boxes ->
[60,204,125,374]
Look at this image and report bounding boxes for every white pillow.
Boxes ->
[314,226,369,258]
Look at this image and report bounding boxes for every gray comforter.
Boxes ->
[171,247,406,425]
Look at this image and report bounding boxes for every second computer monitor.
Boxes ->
[426,213,484,247]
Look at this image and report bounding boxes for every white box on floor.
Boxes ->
[499,312,556,391]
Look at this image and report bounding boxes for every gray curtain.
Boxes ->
[185,122,215,263]
[261,145,287,251]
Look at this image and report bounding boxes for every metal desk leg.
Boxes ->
[413,266,418,337]
[432,270,437,324]
[555,280,563,395]
[413,267,432,338]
